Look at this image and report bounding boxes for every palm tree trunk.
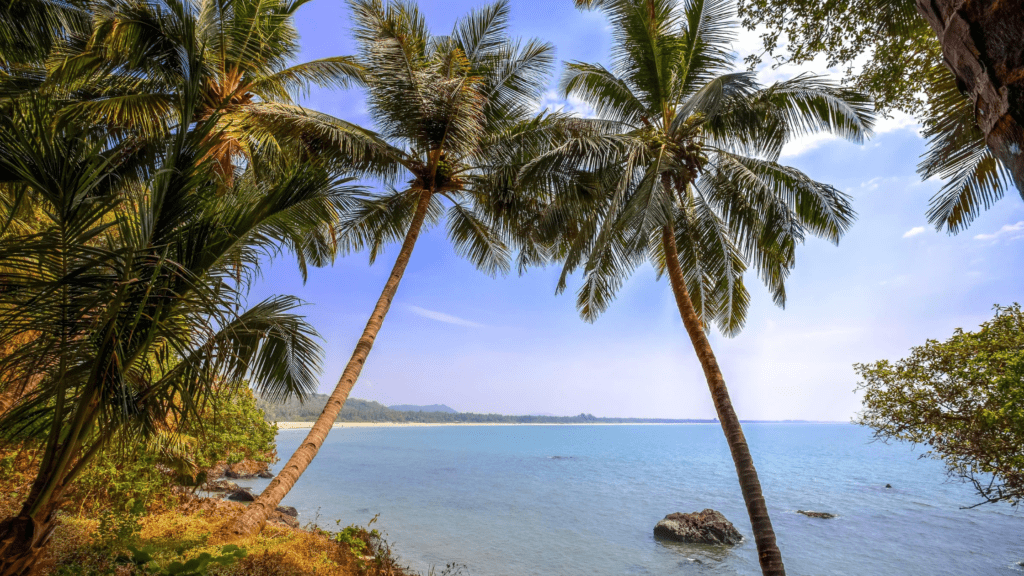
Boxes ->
[0,477,65,576]
[916,0,1024,193]
[231,189,433,536]
[661,224,786,576]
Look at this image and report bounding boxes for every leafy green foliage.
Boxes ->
[67,385,277,514]
[855,304,1024,507]
[736,0,1018,233]
[125,544,247,575]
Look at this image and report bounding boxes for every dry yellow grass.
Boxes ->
[0,451,412,576]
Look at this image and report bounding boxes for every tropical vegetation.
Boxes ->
[523,0,874,573]
[0,0,1012,574]
[0,0,367,571]
[856,304,1024,508]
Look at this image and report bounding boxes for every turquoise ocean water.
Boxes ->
[242,424,1023,575]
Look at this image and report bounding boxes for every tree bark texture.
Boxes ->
[916,0,1024,193]
[231,190,434,536]
[0,473,65,576]
[661,225,786,576]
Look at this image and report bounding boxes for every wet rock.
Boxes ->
[885,484,892,488]
[258,470,274,479]
[277,506,298,518]
[796,510,837,519]
[270,511,300,529]
[226,487,257,502]
[653,509,742,545]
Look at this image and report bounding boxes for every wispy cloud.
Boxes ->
[407,305,485,328]
[974,221,1024,241]
[903,226,926,238]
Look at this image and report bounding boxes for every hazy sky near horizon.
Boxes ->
[248,0,1024,421]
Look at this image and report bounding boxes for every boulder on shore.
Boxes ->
[226,487,257,502]
[277,506,298,518]
[796,510,836,519]
[653,509,743,545]
[203,479,240,493]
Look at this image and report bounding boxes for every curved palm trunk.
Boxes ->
[661,225,786,576]
[231,190,433,536]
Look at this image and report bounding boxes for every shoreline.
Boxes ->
[277,421,709,429]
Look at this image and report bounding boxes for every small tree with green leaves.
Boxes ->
[855,304,1024,508]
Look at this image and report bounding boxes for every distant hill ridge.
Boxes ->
[388,404,457,414]
[256,395,718,424]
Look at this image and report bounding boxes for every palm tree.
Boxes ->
[9,0,375,181]
[527,1,874,574]
[0,9,357,569]
[230,0,559,535]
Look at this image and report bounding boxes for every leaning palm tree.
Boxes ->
[527,1,874,574]
[0,19,357,569]
[230,0,558,534]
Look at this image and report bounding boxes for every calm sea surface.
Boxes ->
[242,424,1024,575]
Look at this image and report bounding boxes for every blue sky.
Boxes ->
[248,0,1024,421]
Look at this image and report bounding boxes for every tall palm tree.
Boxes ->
[0,7,357,569]
[528,1,874,574]
[231,0,559,535]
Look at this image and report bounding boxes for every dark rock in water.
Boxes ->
[226,487,257,502]
[258,470,274,479]
[653,509,742,545]
[796,510,836,519]
[885,484,892,488]
[277,506,298,518]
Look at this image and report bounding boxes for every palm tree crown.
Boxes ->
[535,0,873,330]
[337,0,557,271]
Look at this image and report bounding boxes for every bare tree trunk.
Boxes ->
[661,225,786,576]
[916,0,1024,193]
[231,190,433,536]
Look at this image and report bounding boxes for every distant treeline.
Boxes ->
[257,394,718,424]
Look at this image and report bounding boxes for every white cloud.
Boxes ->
[536,90,596,118]
[974,221,1024,241]
[903,226,926,238]
[780,132,839,158]
[407,305,485,328]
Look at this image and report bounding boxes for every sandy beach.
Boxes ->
[274,421,708,429]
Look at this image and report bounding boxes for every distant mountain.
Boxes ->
[389,404,457,413]
[256,395,717,425]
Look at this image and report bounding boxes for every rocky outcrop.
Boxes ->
[202,479,240,493]
[269,506,300,528]
[224,460,272,480]
[796,510,836,519]
[226,487,257,502]
[653,509,743,545]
